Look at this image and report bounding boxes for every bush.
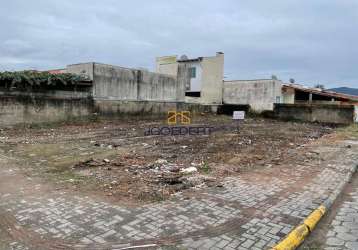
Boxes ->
[0,71,88,89]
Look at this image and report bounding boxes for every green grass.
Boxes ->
[337,124,358,138]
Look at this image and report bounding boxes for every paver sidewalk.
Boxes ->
[324,182,358,250]
[0,138,357,250]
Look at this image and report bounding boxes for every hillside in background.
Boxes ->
[329,87,358,96]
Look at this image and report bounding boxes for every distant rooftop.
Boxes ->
[177,57,203,63]
[283,83,358,101]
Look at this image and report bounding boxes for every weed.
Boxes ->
[201,162,211,174]
[337,124,358,138]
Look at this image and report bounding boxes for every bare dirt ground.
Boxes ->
[0,117,357,250]
[0,115,335,204]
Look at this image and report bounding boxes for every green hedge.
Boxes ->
[0,71,89,86]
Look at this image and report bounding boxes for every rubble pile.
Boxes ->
[73,156,220,202]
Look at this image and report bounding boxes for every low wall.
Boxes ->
[0,95,94,127]
[0,90,91,99]
[274,104,356,124]
[0,94,219,127]
[94,100,217,118]
[95,100,177,117]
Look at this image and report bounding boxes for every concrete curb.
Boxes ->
[271,164,357,250]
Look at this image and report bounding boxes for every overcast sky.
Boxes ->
[1,0,357,88]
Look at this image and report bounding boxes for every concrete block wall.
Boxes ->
[176,64,189,102]
[0,90,91,99]
[0,62,193,127]
[67,63,94,80]
[94,100,177,117]
[68,63,186,103]
[0,95,94,127]
[200,53,224,104]
[94,100,217,118]
[223,79,283,111]
[66,62,189,116]
[155,56,178,76]
[139,70,178,101]
[93,63,138,100]
[274,104,356,124]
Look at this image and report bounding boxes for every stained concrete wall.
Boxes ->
[282,87,295,104]
[67,62,189,116]
[155,56,178,76]
[200,53,224,104]
[0,61,193,127]
[93,63,138,100]
[92,63,185,102]
[274,104,356,124]
[0,95,94,127]
[94,100,217,118]
[139,70,178,101]
[176,64,189,102]
[67,63,94,80]
[0,90,91,99]
[223,79,283,111]
[95,100,177,117]
[66,62,186,102]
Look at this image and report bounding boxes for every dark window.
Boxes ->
[186,91,201,97]
[189,67,196,78]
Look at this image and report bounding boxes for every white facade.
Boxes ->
[185,62,202,92]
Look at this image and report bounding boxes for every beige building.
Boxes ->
[156,52,224,104]
[223,79,283,111]
[223,80,358,112]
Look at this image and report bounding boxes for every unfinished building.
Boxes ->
[223,79,283,111]
[156,52,224,105]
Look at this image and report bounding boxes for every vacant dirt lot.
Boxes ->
[0,115,334,204]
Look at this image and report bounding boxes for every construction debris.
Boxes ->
[0,115,334,203]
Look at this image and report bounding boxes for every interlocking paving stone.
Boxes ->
[324,182,358,249]
[346,241,358,250]
[0,141,357,249]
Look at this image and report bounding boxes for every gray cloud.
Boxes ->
[0,0,357,88]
